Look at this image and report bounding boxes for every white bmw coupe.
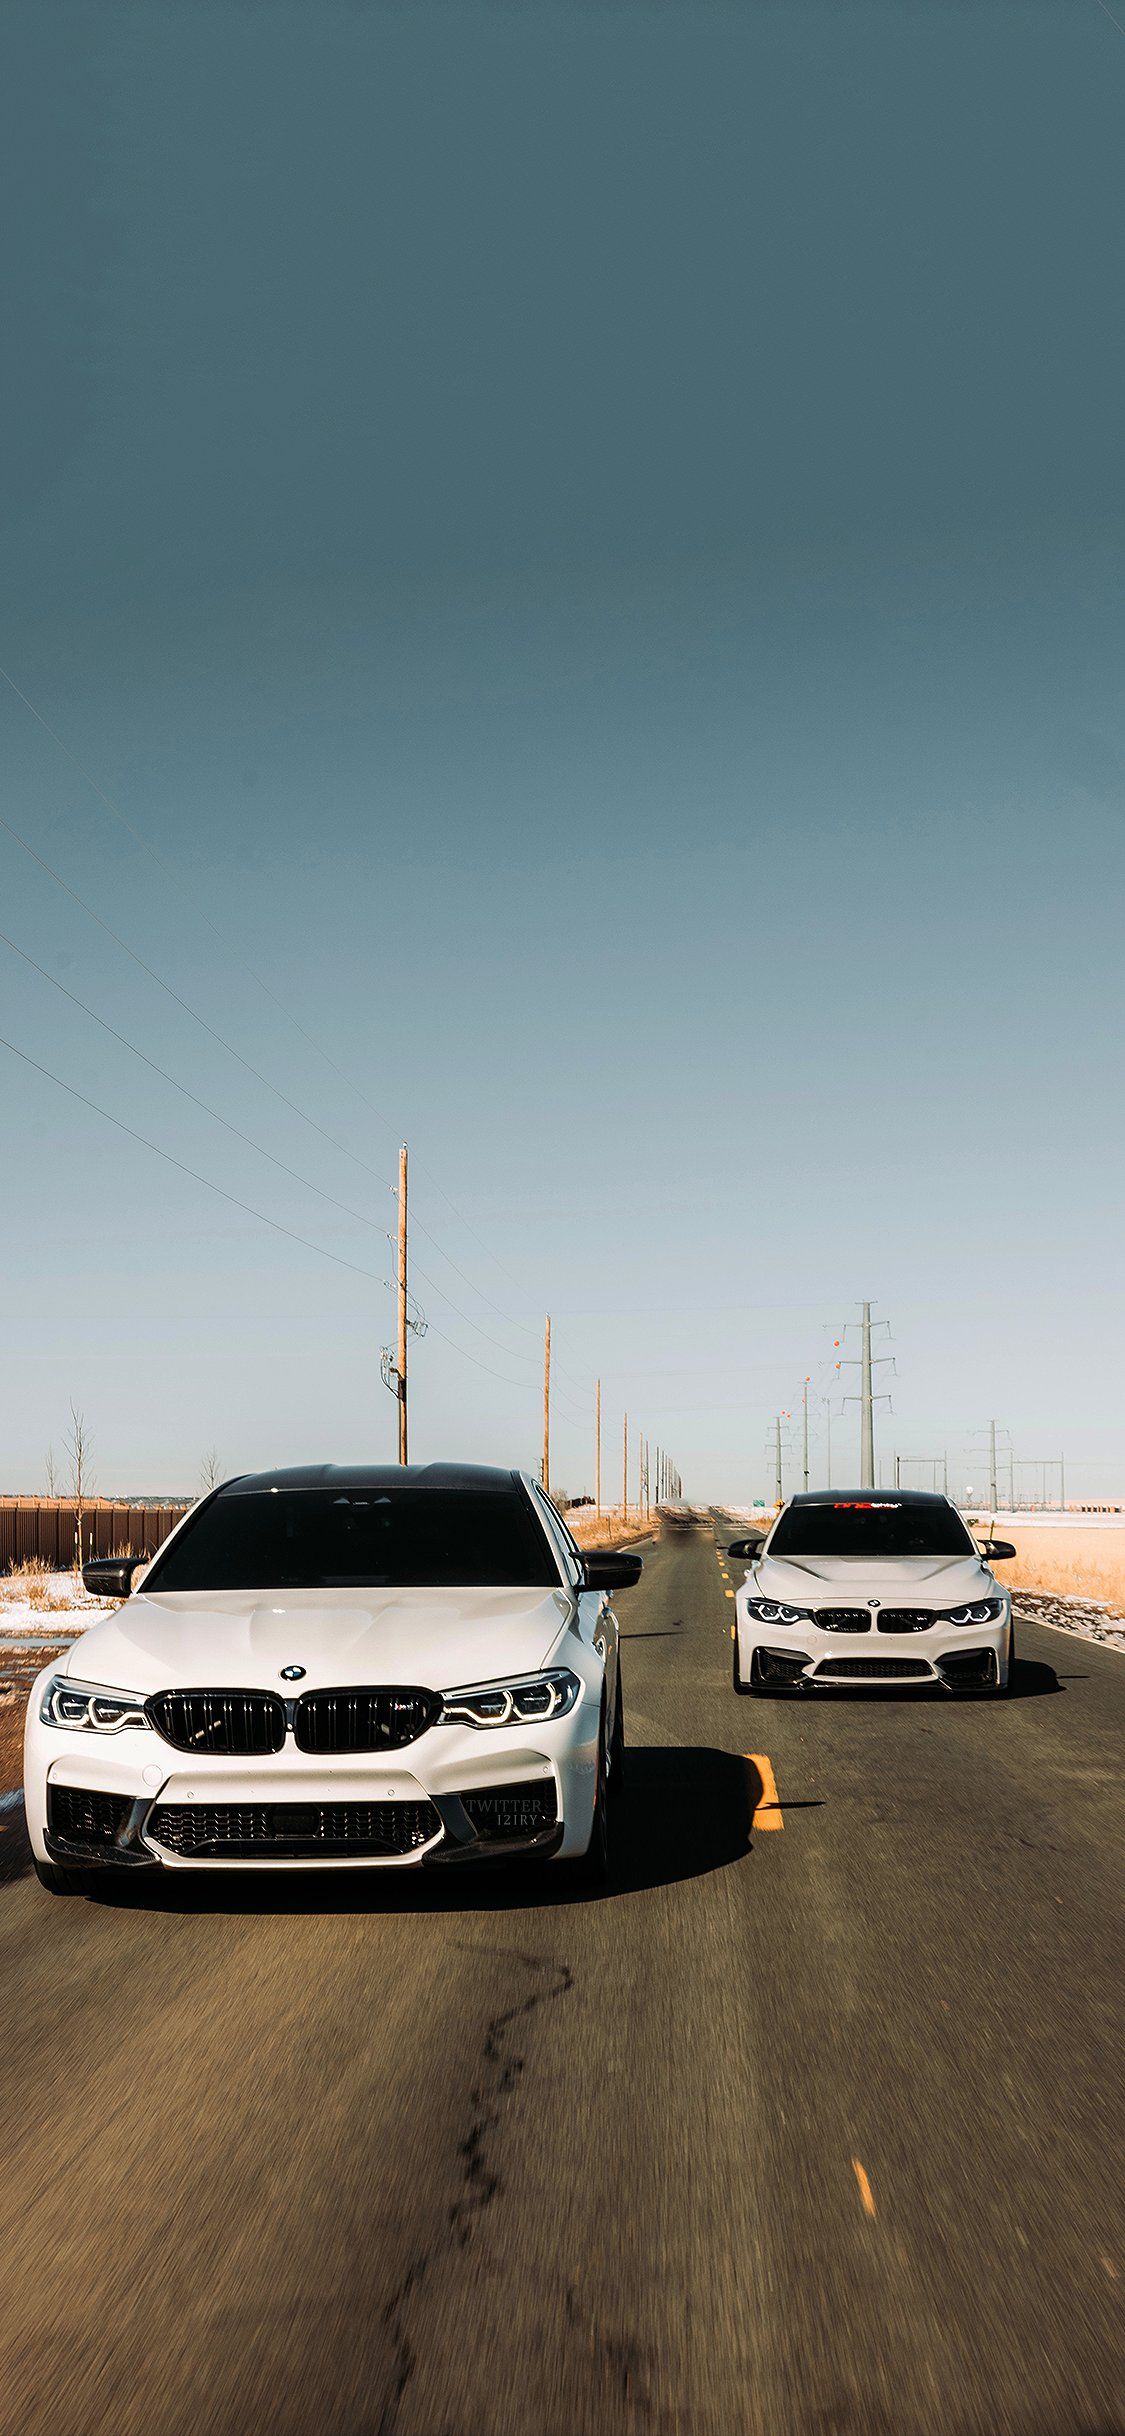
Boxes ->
[24,1464,637,1894]
[730,1489,1015,1696]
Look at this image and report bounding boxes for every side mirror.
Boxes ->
[726,1537,765,1561]
[582,1550,643,1592]
[980,1539,1016,1562]
[82,1556,145,1600]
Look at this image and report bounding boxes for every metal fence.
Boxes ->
[0,1500,189,1574]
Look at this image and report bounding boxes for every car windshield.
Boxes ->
[144,1486,560,1591]
[767,1499,975,1558]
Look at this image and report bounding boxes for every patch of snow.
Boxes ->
[0,1572,110,1641]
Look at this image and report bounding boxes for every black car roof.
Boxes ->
[786,1488,953,1507]
[220,1463,526,1496]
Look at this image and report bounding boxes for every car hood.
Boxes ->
[748,1553,997,1602]
[63,1585,576,1694]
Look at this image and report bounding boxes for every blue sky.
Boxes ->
[1,1,1123,1501]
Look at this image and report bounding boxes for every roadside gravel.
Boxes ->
[1014,1589,1125,1656]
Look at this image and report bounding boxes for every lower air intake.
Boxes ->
[49,1785,134,1848]
[147,1799,441,1860]
[814,1657,932,1681]
[939,1649,997,1688]
[758,1648,809,1683]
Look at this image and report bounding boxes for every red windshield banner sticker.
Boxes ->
[832,1501,898,1510]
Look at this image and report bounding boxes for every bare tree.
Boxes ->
[45,1444,60,1497]
[66,1405,93,1570]
[200,1446,221,1492]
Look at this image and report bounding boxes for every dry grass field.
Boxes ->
[992,1528,1125,1611]
[1,1560,81,1613]
[565,1507,661,1552]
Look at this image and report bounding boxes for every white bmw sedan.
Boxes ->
[730,1489,1015,1696]
[24,1464,637,1894]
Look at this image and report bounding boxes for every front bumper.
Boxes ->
[737,1608,1011,1691]
[25,1696,600,1871]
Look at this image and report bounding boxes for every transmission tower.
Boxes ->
[840,1302,894,1486]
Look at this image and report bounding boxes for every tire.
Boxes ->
[33,1858,86,1896]
[570,1716,610,1888]
[608,1665,626,1798]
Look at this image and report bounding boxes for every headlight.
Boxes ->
[439,1670,582,1728]
[944,1598,1007,1626]
[39,1677,149,1732]
[744,1598,814,1626]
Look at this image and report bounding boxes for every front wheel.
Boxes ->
[569,1717,610,1887]
[33,1858,87,1896]
[608,1665,625,1797]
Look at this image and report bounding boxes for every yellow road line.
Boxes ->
[724,1587,735,1599]
[852,2159,877,2217]
[746,1751,784,1830]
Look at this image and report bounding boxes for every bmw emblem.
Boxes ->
[280,1664,306,1681]
[868,1599,880,1610]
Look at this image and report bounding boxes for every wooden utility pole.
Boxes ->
[542,1316,551,1493]
[396,1143,409,1464]
[623,1411,629,1518]
[595,1379,602,1514]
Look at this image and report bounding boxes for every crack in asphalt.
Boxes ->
[564,2283,662,2431]
[374,1944,574,2436]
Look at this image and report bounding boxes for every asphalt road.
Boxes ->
[1,1525,1122,2436]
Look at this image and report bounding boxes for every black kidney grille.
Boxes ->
[147,1799,440,1859]
[146,1690,286,1755]
[877,1609,937,1632]
[815,1656,931,1680]
[816,1610,872,1633]
[293,1687,440,1753]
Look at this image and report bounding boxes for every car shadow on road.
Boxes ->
[1010,1654,1062,1697]
[64,1746,759,1917]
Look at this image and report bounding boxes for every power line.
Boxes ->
[0,658,411,1141]
[0,1030,575,1405]
[0,807,397,1189]
[0,1031,384,1281]
[0,672,610,1405]
[0,657,573,1338]
[0,929,391,1239]
[1091,0,1125,41]
[404,1246,589,1416]
[0,804,591,1376]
